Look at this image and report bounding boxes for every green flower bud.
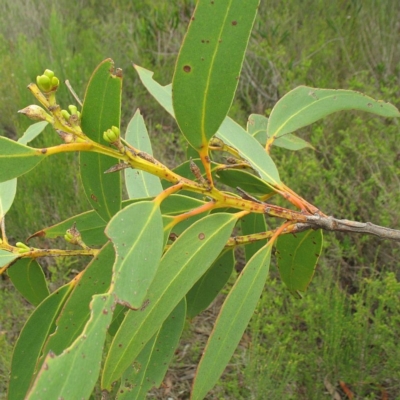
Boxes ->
[68,105,78,115]
[64,231,74,243]
[51,76,60,88]
[44,69,55,79]
[37,75,52,92]
[61,109,71,120]
[16,242,31,253]
[103,126,120,143]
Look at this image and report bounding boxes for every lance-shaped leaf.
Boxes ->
[117,299,186,399]
[0,137,45,183]
[28,208,108,246]
[124,109,163,198]
[18,121,48,145]
[134,65,174,116]
[217,168,274,196]
[0,122,50,221]
[247,113,313,151]
[27,294,114,400]
[0,179,17,221]
[40,243,114,358]
[191,242,272,400]
[134,68,281,186]
[7,258,49,306]
[28,195,204,245]
[240,212,268,261]
[216,117,281,185]
[267,86,400,140]
[0,249,18,270]
[173,0,260,150]
[276,230,323,295]
[106,201,164,309]
[80,58,122,222]
[102,212,237,389]
[8,284,73,400]
[186,249,235,319]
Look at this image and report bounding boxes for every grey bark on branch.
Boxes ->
[295,215,400,242]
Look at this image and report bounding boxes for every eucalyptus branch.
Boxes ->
[303,216,400,242]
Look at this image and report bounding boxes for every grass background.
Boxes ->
[1,0,400,398]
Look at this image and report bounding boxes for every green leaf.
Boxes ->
[134,68,281,186]
[28,195,204,245]
[28,208,108,246]
[160,194,205,215]
[276,230,323,295]
[0,179,17,221]
[117,299,186,399]
[108,303,127,337]
[247,113,313,151]
[18,121,48,145]
[8,284,73,400]
[172,0,260,150]
[0,137,45,183]
[27,294,114,400]
[186,249,234,319]
[240,212,267,261]
[217,168,274,196]
[102,212,237,389]
[191,242,272,400]
[0,249,18,269]
[106,201,164,309]
[7,259,49,306]
[267,86,400,140]
[0,122,50,220]
[124,109,163,198]
[40,243,114,357]
[216,117,281,185]
[80,58,122,222]
[134,65,174,116]
[273,134,315,151]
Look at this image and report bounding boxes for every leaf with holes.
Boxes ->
[135,67,281,186]
[173,0,260,150]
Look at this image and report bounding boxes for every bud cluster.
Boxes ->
[36,69,60,93]
[61,104,81,125]
[103,126,120,144]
